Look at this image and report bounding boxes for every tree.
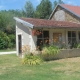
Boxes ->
[53,0,58,9]
[53,0,64,9]
[34,0,52,19]
[0,31,10,49]
[22,1,34,17]
[58,0,64,4]
[0,9,23,49]
[0,13,6,31]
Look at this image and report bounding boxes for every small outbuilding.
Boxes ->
[14,17,80,56]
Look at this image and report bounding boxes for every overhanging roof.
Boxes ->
[14,17,80,29]
[14,17,34,28]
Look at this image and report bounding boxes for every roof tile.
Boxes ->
[60,4,80,17]
[20,18,80,28]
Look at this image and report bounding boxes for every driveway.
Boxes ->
[0,51,16,55]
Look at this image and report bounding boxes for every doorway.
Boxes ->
[18,35,22,54]
[53,33,62,44]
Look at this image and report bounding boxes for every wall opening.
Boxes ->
[18,35,22,54]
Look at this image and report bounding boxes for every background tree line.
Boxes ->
[0,0,64,49]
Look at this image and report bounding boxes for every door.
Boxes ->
[18,35,22,54]
[53,33,62,44]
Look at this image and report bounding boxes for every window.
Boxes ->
[37,30,49,50]
[68,31,76,44]
[53,33,62,43]
[78,32,80,42]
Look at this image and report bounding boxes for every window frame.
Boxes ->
[37,30,49,46]
[68,31,76,44]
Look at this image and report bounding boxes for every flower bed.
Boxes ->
[52,48,80,60]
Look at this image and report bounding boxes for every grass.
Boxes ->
[0,48,16,52]
[0,54,80,80]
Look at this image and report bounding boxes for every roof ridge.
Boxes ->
[60,4,80,17]
[60,4,80,7]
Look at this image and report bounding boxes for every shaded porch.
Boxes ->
[32,28,80,50]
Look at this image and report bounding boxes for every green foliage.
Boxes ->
[34,0,52,19]
[0,54,80,80]
[58,0,64,4]
[42,45,60,55]
[77,43,80,48]
[0,13,6,31]
[21,45,42,65]
[42,45,60,60]
[53,0,64,9]
[73,43,80,48]
[22,54,42,65]
[0,31,10,49]
[0,9,22,49]
[53,0,58,9]
[8,34,16,48]
[22,1,34,17]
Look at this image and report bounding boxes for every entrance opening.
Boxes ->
[53,33,62,44]
[18,35,22,54]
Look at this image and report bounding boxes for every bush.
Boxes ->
[41,45,60,61]
[42,45,60,55]
[22,54,42,65]
[77,43,80,48]
[0,31,10,49]
[74,43,80,48]
[8,34,16,48]
[21,45,42,65]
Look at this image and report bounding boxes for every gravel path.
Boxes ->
[0,51,16,55]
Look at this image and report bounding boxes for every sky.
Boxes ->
[0,0,80,11]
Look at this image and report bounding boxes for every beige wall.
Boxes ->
[16,22,30,55]
[32,35,37,50]
[16,22,37,55]
[43,49,80,60]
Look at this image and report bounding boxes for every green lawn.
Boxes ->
[0,48,16,52]
[0,54,80,80]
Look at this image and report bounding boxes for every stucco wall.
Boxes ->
[53,49,80,59]
[32,35,37,50]
[42,49,80,60]
[16,22,37,55]
[65,10,80,23]
[54,10,65,21]
[16,22,30,55]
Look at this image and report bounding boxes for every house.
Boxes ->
[14,4,80,56]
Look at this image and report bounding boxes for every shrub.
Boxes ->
[21,45,30,56]
[41,45,60,60]
[0,31,10,49]
[74,43,80,48]
[77,43,80,48]
[8,34,16,48]
[42,45,60,55]
[21,45,42,65]
[22,54,42,65]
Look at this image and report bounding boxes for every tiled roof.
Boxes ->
[20,18,80,28]
[60,4,80,17]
